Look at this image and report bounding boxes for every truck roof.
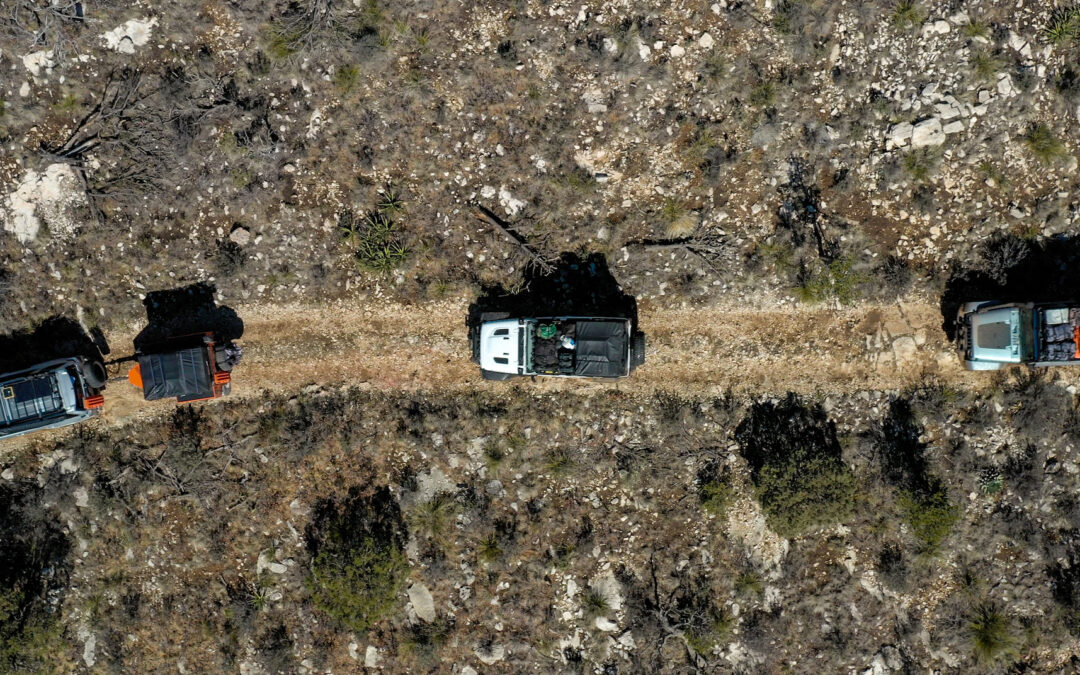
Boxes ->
[572,320,629,378]
[0,359,88,439]
[138,347,214,402]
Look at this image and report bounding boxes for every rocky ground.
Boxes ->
[2,0,1080,673]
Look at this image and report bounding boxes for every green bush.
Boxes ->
[698,462,735,516]
[796,256,869,304]
[340,209,410,272]
[756,454,856,537]
[891,1,926,30]
[737,395,856,536]
[306,486,408,633]
[308,541,407,633]
[1024,124,1068,163]
[969,602,1017,664]
[1044,6,1080,45]
[333,65,360,94]
[898,486,959,553]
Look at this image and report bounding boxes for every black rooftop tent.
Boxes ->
[138,347,213,402]
[572,320,629,378]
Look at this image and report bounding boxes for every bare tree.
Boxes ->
[3,0,86,61]
[40,66,239,217]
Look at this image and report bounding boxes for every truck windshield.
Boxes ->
[522,320,534,373]
[1019,308,1036,361]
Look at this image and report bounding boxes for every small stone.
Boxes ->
[670,44,685,58]
[74,487,89,508]
[408,582,436,622]
[943,120,965,134]
[475,643,505,665]
[229,225,251,246]
[364,646,380,668]
[595,617,619,631]
[1,469,13,481]
[267,562,287,574]
[698,33,714,49]
[893,336,918,363]
[997,73,1017,97]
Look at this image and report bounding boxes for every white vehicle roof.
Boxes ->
[479,320,522,374]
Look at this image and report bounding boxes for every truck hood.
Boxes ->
[969,307,1022,363]
[478,320,523,374]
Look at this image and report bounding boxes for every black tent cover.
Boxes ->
[573,320,629,378]
[139,347,213,401]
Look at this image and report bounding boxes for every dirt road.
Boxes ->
[92,295,979,423]
[0,294,1030,453]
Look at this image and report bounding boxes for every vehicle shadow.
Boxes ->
[134,282,244,351]
[0,317,109,373]
[940,235,1080,340]
[467,252,639,329]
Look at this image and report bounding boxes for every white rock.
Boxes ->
[229,225,251,246]
[888,122,913,146]
[670,44,685,58]
[2,163,88,244]
[582,88,607,114]
[101,18,158,54]
[267,562,287,574]
[74,487,89,508]
[461,667,478,675]
[22,50,55,78]
[698,33,714,49]
[408,582,436,622]
[921,83,939,99]
[934,20,950,34]
[19,82,30,97]
[1,469,13,480]
[636,39,651,61]
[943,120,965,135]
[911,118,945,148]
[934,101,961,120]
[364,646,380,668]
[618,631,636,649]
[997,73,1017,97]
[595,616,619,631]
[498,186,525,216]
[893,336,918,363]
[82,634,96,667]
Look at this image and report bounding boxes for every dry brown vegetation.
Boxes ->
[2,0,1080,672]
[0,381,1078,672]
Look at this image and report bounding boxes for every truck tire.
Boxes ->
[481,369,515,381]
[630,333,646,369]
[83,360,107,389]
[214,346,234,372]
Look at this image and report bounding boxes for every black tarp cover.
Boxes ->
[573,320,628,377]
[138,347,212,401]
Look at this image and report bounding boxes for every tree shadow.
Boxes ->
[467,253,639,329]
[0,316,108,374]
[940,235,1080,340]
[134,282,244,351]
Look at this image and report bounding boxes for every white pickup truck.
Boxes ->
[957,301,1080,370]
[471,314,645,380]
